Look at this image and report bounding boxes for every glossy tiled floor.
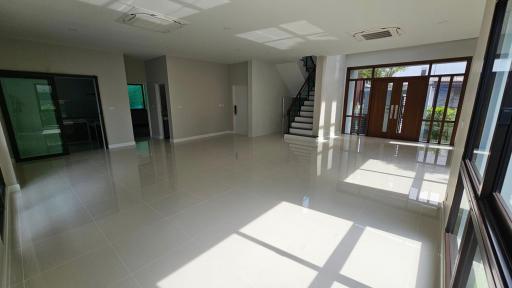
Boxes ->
[9,134,452,288]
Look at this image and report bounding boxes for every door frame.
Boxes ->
[157,84,171,140]
[342,56,472,144]
[232,85,248,136]
[127,83,152,139]
[0,70,108,162]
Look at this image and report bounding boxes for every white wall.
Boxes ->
[229,62,248,86]
[248,60,288,137]
[276,61,305,97]
[445,1,496,225]
[313,56,347,139]
[166,56,232,140]
[0,38,134,147]
[145,56,170,139]
[346,38,477,68]
[124,56,146,84]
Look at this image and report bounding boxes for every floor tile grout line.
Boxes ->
[67,185,138,287]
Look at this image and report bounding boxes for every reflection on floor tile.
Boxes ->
[12,134,448,287]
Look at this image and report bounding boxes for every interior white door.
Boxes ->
[233,85,248,135]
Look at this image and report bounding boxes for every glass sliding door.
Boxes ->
[0,77,65,160]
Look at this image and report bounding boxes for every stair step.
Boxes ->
[304,100,314,106]
[289,128,314,136]
[308,97,314,101]
[292,122,313,129]
[301,106,313,112]
[300,111,313,117]
[294,116,313,123]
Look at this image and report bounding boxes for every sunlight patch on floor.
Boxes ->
[341,227,422,288]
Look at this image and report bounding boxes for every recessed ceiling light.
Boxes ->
[236,28,292,43]
[264,37,304,50]
[280,20,323,35]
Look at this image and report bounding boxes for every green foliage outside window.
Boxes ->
[424,107,457,121]
[128,85,144,109]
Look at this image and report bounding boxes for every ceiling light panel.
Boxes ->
[236,28,292,43]
[264,37,304,50]
[280,20,323,35]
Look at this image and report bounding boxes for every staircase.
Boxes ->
[286,56,316,138]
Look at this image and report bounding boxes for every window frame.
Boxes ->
[343,57,471,143]
[445,0,512,287]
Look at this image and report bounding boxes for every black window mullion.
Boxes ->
[427,77,441,143]
[439,76,454,145]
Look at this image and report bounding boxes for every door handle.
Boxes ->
[234,105,237,115]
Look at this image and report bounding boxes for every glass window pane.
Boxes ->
[500,154,512,213]
[396,82,409,134]
[423,77,438,120]
[346,81,355,116]
[430,121,442,143]
[431,61,468,75]
[472,2,512,178]
[434,77,451,121]
[352,117,360,134]
[344,117,352,134]
[0,78,64,159]
[349,68,372,79]
[361,80,371,116]
[465,247,490,288]
[353,80,365,116]
[453,189,470,250]
[446,76,464,121]
[128,85,144,109]
[382,83,393,132]
[441,122,455,145]
[375,64,429,77]
[419,121,430,142]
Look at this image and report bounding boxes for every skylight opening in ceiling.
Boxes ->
[236,28,293,43]
[77,0,230,22]
[236,21,337,50]
[279,20,323,35]
[264,37,305,50]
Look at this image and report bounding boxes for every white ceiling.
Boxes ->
[0,0,486,63]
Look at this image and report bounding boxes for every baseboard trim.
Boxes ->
[1,185,15,288]
[108,141,136,149]
[173,131,233,143]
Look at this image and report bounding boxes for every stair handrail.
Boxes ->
[286,56,316,134]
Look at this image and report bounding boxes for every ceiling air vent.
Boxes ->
[119,7,188,33]
[353,27,402,41]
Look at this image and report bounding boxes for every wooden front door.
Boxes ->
[368,77,429,141]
